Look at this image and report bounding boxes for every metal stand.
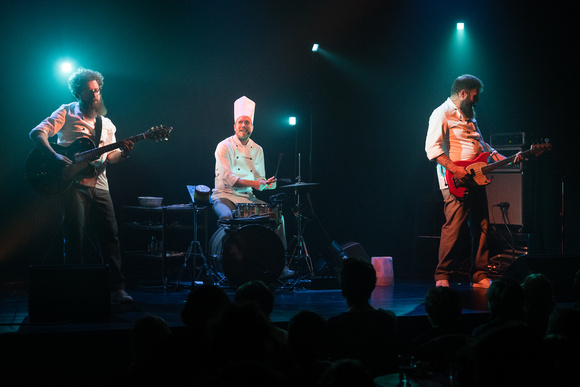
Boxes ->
[283,156,318,278]
[286,187,314,277]
[175,204,212,288]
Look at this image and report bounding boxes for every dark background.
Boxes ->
[1,0,578,280]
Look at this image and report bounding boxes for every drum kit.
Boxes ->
[207,180,319,288]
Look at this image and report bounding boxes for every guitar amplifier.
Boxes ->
[490,132,525,148]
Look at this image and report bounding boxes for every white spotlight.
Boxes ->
[457,23,465,30]
[61,62,73,73]
[289,117,297,126]
[311,44,319,52]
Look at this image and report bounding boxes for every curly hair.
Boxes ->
[68,68,104,98]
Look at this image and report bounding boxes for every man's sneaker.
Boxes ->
[471,278,491,289]
[278,266,296,280]
[111,289,133,303]
[435,279,450,287]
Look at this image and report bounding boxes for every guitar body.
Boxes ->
[445,152,491,198]
[26,124,172,196]
[25,138,97,197]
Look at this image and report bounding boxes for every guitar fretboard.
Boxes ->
[74,134,147,163]
[481,147,537,174]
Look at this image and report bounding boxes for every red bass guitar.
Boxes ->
[445,142,552,198]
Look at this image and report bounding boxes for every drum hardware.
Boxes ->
[174,204,217,289]
[281,179,319,278]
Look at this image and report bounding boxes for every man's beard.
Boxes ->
[460,99,475,119]
[81,98,107,118]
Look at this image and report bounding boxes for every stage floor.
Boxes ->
[0,275,491,336]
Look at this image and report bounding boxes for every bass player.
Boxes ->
[425,74,523,290]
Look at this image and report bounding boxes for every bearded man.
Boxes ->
[30,68,134,303]
[425,74,521,290]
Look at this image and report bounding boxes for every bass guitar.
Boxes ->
[26,125,172,197]
[445,142,551,198]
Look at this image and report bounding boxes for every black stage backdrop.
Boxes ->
[1,0,578,280]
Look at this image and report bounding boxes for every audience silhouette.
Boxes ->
[326,256,399,377]
[410,286,472,374]
[471,277,524,337]
[521,273,555,335]
[14,260,576,387]
[125,315,171,387]
[278,310,332,387]
[234,279,288,348]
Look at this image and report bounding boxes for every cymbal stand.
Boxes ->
[286,157,314,278]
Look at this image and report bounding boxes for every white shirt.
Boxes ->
[211,134,266,203]
[425,98,496,190]
[30,102,118,191]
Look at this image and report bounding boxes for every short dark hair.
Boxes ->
[68,68,104,98]
[425,286,462,327]
[451,74,484,95]
[234,280,275,316]
[339,257,376,303]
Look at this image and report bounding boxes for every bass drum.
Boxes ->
[208,224,285,288]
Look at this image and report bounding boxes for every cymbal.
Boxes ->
[280,181,319,189]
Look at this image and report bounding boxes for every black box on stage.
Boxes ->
[28,265,111,323]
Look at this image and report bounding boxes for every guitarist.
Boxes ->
[424,74,522,290]
[29,68,134,303]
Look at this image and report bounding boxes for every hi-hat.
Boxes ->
[280,182,319,189]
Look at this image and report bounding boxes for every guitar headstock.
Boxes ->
[145,125,173,142]
[530,140,552,155]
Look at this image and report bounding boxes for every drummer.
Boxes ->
[211,96,287,250]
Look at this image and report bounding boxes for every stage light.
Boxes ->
[289,117,297,126]
[312,44,319,52]
[61,61,73,73]
[457,22,464,30]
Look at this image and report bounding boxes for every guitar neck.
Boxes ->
[75,133,147,162]
[481,147,536,174]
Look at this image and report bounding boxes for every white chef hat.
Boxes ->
[234,96,255,124]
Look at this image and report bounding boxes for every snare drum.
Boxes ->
[208,224,285,287]
[234,203,279,221]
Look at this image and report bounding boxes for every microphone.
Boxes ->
[494,202,510,209]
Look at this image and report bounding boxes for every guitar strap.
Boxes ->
[94,115,103,147]
[78,115,103,188]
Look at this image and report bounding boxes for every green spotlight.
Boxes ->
[312,44,319,52]
[289,117,297,126]
[457,22,465,30]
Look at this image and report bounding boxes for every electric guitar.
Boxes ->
[445,142,552,198]
[26,125,172,197]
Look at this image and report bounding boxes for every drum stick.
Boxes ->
[274,153,283,178]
